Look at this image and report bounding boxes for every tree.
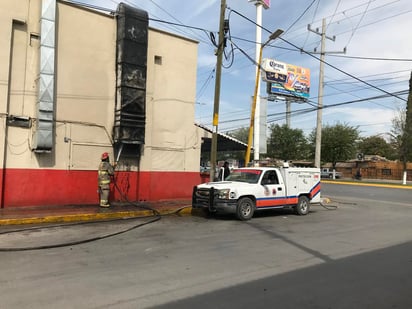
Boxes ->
[390,72,412,175]
[267,124,309,161]
[389,107,405,160]
[401,72,412,168]
[309,123,360,168]
[227,127,249,144]
[225,127,250,162]
[391,71,412,183]
[357,135,396,160]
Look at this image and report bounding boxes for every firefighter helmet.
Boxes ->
[101,152,109,160]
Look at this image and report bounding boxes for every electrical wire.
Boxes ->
[147,0,210,45]
[345,0,372,47]
[197,68,215,98]
[217,88,408,132]
[327,54,412,62]
[301,0,321,49]
[326,0,342,31]
[284,0,318,33]
[335,8,412,37]
[226,8,407,103]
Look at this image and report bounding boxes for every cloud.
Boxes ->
[323,105,397,136]
[191,0,219,19]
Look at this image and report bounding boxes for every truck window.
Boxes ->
[261,171,279,185]
[226,169,262,184]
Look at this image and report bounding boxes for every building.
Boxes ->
[324,156,412,181]
[0,0,201,207]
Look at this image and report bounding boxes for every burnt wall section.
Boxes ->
[114,4,148,145]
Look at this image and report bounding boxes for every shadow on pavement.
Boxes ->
[151,240,412,309]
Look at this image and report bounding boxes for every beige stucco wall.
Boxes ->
[0,0,200,173]
[0,0,40,170]
[0,1,116,170]
[143,29,199,171]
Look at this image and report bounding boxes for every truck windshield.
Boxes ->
[225,169,262,184]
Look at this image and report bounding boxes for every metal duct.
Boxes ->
[114,4,148,145]
[33,0,56,152]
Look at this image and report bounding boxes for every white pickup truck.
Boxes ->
[192,166,321,220]
[321,168,342,179]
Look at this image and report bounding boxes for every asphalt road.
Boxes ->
[322,181,412,205]
[0,184,411,308]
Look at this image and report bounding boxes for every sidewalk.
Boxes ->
[0,200,193,226]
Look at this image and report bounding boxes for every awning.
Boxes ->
[195,123,250,152]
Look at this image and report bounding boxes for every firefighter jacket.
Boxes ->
[98,161,114,187]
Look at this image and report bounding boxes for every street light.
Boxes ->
[245,29,284,165]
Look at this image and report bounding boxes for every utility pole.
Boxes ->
[305,18,345,168]
[245,29,283,165]
[253,2,263,165]
[210,0,226,181]
[285,97,291,127]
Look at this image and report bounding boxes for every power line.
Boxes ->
[327,54,412,61]
[147,0,209,44]
[345,0,372,47]
[216,89,408,130]
[284,0,318,33]
[226,8,407,103]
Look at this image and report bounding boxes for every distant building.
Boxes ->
[324,156,412,181]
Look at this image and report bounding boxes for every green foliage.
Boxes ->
[401,71,412,166]
[227,127,249,144]
[309,122,360,167]
[391,71,412,168]
[390,107,405,160]
[357,135,397,160]
[224,127,250,162]
[267,124,309,160]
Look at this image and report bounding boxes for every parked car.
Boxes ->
[321,168,342,179]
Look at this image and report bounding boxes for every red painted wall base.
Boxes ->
[0,168,207,208]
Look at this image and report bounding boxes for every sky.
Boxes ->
[83,0,412,139]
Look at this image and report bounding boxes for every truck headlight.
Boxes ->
[217,189,230,199]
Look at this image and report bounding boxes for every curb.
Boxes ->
[0,207,193,226]
[322,180,412,190]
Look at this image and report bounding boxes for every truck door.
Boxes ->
[256,170,286,208]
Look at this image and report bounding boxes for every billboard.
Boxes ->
[262,58,310,100]
[249,0,270,9]
[262,0,270,9]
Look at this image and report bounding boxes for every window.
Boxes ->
[381,169,392,176]
[261,171,279,185]
[154,55,162,65]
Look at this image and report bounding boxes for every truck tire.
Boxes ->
[295,196,310,215]
[236,197,255,221]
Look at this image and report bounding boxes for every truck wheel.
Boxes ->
[236,197,255,221]
[295,196,310,215]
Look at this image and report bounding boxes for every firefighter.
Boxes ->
[218,161,231,181]
[98,152,115,207]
